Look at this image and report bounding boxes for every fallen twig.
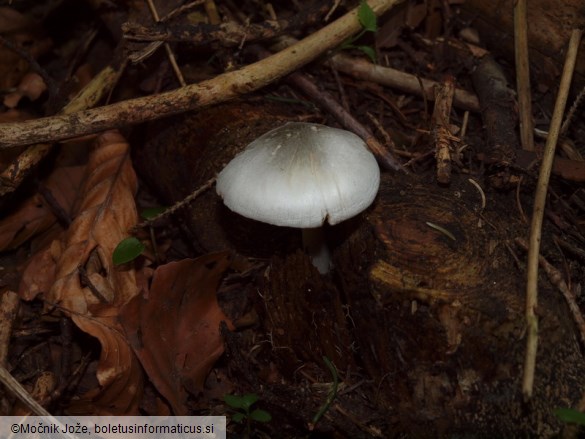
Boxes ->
[514,0,534,151]
[0,0,404,149]
[432,76,455,184]
[522,28,582,400]
[0,291,19,367]
[329,53,480,112]
[515,237,585,350]
[471,55,518,166]
[0,65,119,196]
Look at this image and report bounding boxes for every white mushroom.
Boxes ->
[216,122,380,273]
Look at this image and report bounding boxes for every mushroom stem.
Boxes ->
[302,227,331,274]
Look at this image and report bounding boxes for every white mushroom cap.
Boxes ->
[216,122,380,228]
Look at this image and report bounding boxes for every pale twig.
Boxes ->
[523,28,582,400]
[146,0,186,87]
[0,0,403,149]
[560,83,585,135]
[0,65,119,196]
[516,237,585,349]
[204,0,221,24]
[0,365,51,416]
[514,0,534,151]
[329,53,480,112]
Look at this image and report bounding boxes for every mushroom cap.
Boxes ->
[216,122,380,228]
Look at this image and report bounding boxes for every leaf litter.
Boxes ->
[13,130,234,415]
[120,252,234,415]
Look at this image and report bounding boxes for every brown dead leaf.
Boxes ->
[120,252,234,415]
[0,165,84,252]
[0,7,36,34]
[0,32,52,91]
[19,130,143,414]
[4,72,47,108]
[47,130,139,312]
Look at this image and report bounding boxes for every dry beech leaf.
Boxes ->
[0,33,52,90]
[4,72,47,108]
[20,130,142,414]
[120,252,234,415]
[0,7,36,34]
[0,165,84,251]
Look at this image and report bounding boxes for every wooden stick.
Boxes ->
[146,0,186,86]
[329,53,480,112]
[432,76,455,184]
[523,28,582,400]
[514,0,534,151]
[0,65,119,196]
[515,238,585,350]
[0,0,403,149]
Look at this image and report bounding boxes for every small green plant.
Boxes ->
[112,236,145,265]
[554,407,585,426]
[112,207,168,265]
[224,393,271,436]
[341,1,379,62]
[310,356,339,429]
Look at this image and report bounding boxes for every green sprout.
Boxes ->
[224,393,271,436]
[341,1,379,62]
[555,407,585,426]
[112,236,145,266]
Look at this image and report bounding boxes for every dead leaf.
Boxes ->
[19,130,143,414]
[0,32,52,90]
[0,7,36,34]
[4,72,47,108]
[68,304,143,415]
[0,165,84,252]
[120,252,234,415]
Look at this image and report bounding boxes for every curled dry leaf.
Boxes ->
[120,252,234,415]
[19,130,142,414]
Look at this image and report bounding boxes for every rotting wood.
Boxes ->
[431,76,455,184]
[471,55,518,167]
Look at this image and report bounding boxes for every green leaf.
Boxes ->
[240,393,259,410]
[250,409,272,423]
[358,1,377,32]
[113,237,145,265]
[554,408,585,425]
[224,394,246,409]
[356,45,377,63]
[231,412,245,423]
[140,207,167,220]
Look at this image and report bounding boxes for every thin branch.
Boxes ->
[0,65,119,196]
[145,0,186,86]
[432,76,455,184]
[514,0,534,151]
[0,0,403,149]
[516,237,585,349]
[523,28,582,400]
[329,53,480,112]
